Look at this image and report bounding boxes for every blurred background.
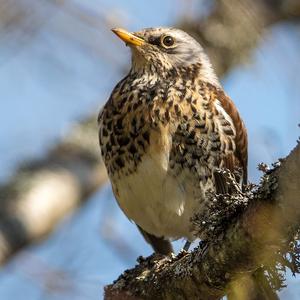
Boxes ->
[0,0,299,299]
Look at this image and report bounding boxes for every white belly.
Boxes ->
[111,148,199,241]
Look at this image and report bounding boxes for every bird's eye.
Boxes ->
[161,35,175,48]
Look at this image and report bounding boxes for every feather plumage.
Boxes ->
[98,27,248,250]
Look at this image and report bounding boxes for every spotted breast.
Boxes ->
[98,70,247,242]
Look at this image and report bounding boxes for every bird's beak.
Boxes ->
[111,28,145,47]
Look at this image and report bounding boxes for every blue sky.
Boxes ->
[0,1,299,299]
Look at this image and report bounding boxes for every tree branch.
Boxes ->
[0,118,107,264]
[0,0,299,266]
[179,0,300,76]
[105,143,300,300]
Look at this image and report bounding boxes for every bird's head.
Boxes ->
[112,27,219,86]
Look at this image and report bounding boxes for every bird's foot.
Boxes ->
[176,241,191,259]
[177,249,189,259]
[136,255,149,264]
[198,240,208,254]
[137,252,174,267]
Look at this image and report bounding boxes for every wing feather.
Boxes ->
[215,88,248,184]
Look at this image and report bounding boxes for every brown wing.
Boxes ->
[169,82,247,191]
[215,87,248,185]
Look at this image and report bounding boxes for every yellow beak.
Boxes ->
[111,28,145,47]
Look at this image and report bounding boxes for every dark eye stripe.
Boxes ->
[148,36,161,46]
[148,35,179,54]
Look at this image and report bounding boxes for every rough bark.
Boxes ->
[105,143,300,300]
[0,0,299,265]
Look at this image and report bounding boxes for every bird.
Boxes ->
[98,27,248,255]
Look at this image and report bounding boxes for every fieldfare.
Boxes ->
[98,27,248,255]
